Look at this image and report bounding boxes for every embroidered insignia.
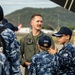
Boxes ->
[27,38,33,45]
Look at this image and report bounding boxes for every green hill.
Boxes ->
[5,7,75,30]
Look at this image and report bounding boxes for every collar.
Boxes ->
[59,42,71,52]
[30,30,44,38]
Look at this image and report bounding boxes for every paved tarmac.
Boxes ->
[20,65,25,75]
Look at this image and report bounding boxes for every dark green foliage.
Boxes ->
[5,7,75,30]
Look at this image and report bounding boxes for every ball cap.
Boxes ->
[38,35,51,48]
[52,27,72,37]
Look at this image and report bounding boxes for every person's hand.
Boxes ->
[48,46,58,55]
[25,62,30,66]
[18,24,22,30]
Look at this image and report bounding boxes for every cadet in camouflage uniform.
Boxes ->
[0,6,22,75]
[20,14,55,75]
[28,35,55,75]
[51,27,75,75]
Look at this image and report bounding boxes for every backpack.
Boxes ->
[0,26,6,53]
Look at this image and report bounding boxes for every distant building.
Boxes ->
[15,27,54,35]
[15,27,31,35]
[41,29,54,34]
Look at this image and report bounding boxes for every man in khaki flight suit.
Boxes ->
[20,14,55,75]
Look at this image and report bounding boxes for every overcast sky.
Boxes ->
[0,0,59,15]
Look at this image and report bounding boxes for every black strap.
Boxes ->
[0,26,6,33]
[0,26,6,53]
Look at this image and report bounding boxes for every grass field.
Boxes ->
[17,35,23,42]
[16,34,74,44]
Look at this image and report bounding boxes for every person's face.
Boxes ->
[56,34,70,45]
[30,16,43,31]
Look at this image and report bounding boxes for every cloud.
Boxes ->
[0,0,59,15]
[0,0,56,4]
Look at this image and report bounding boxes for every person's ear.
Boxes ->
[30,20,33,26]
[66,35,70,40]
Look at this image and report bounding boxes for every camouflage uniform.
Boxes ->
[55,42,75,75]
[28,51,55,75]
[0,24,22,75]
[0,53,7,75]
[20,31,55,75]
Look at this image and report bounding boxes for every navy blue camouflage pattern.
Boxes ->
[28,51,55,75]
[0,24,22,75]
[0,53,7,75]
[55,42,75,75]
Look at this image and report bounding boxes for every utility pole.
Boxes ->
[56,14,60,30]
[18,14,20,25]
[57,14,59,28]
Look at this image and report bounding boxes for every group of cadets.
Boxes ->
[28,27,75,75]
[0,5,75,75]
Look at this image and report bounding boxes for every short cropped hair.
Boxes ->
[31,14,42,21]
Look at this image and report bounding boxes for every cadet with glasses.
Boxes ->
[49,27,75,75]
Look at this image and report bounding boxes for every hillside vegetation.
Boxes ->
[5,7,75,30]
